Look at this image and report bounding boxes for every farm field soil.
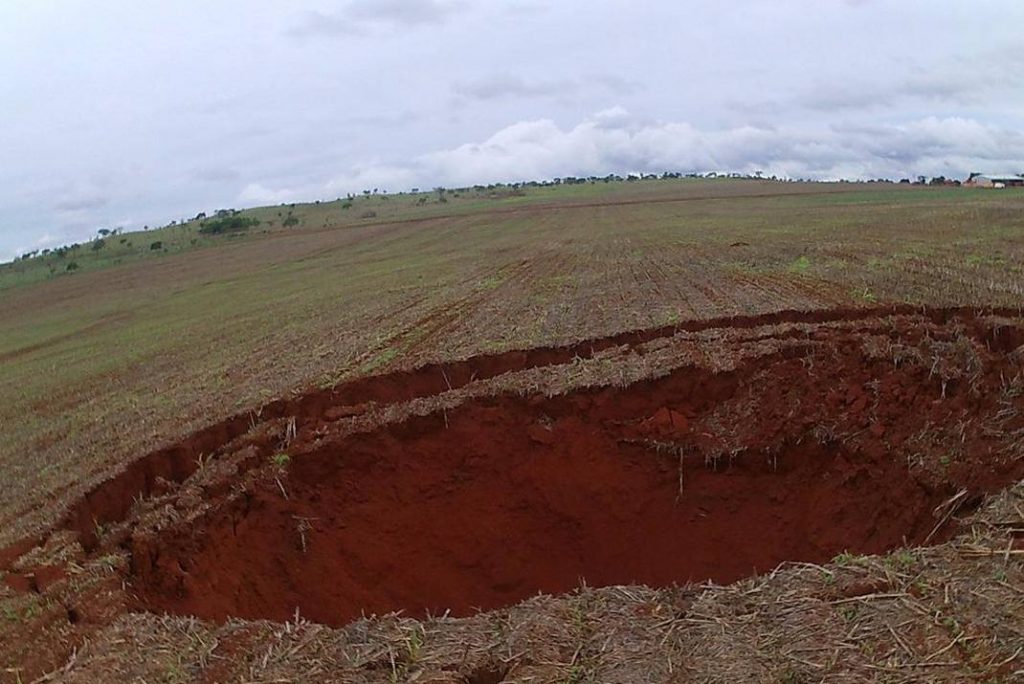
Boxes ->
[2,307,1023,681]
[3,180,1024,557]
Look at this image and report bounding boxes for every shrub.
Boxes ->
[150,241,163,250]
[198,216,260,235]
[789,255,811,273]
[66,262,79,272]
[282,215,300,227]
[91,238,106,251]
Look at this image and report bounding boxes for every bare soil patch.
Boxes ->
[137,369,959,626]
[3,306,1024,681]
[118,307,1023,626]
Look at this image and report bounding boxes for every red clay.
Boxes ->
[56,304,1022,550]
[2,307,1023,682]
[129,311,1024,626]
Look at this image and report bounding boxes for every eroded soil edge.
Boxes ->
[3,306,1024,679]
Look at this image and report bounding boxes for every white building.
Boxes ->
[964,173,1024,188]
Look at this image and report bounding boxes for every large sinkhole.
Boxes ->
[128,320,1024,627]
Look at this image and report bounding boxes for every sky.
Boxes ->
[2,0,1024,262]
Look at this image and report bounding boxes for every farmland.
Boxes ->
[2,178,1024,681]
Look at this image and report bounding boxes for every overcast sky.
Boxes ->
[2,0,1023,261]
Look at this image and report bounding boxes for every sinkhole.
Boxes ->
[128,326,1023,628]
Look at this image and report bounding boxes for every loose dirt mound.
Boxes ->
[3,307,1024,681]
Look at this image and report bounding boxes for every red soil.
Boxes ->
[137,410,938,626]
[56,304,1021,551]
[129,310,1024,626]
[3,306,1023,681]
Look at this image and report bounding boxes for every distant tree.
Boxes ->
[91,239,106,251]
[198,216,260,235]
[97,228,111,236]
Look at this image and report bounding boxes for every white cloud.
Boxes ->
[453,74,576,101]
[452,74,641,102]
[288,0,466,36]
[54,195,108,213]
[239,109,1024,202]
[3,1,1024,261]
[346,0,466,26]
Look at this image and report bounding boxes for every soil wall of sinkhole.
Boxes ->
[120,308,1024,627]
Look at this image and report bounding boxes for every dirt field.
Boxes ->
[2,180,1024,681]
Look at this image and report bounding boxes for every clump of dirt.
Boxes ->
[124,309,1024,627]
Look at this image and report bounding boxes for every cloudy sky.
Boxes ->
[2,0,1023,261]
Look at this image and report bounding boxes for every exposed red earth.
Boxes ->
[2,306,1024,680]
